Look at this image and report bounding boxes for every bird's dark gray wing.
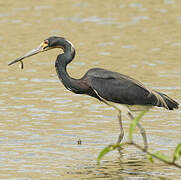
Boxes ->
[85,68,156,106]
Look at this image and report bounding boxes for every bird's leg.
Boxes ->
[116,111,124,144]
[101,100,124,145]
[127,111,148,151]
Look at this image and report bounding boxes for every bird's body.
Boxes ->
[8,36,179,148]
[53,37,178,110]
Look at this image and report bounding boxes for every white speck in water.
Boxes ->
[171,43,181,47]
[119,4,126,8]
[121,45,136,49]
[19,78,28,81]
[153,60,166,65]
[176,16,181,20]
[151,48,161,51]
[164,0,175,4]
[0,13,9,17]
[73,61,85,66]
[25,69,36,72]
[51,29,62,34]
[144,61,156,66]
[34,5,52,11]
[129,3,143,8]
[129,64,137,68]
[97,42,114,47]
[73,2,88,7]
[132,16,150,24]
[13,7,30,12]
[11,19,22,24]
[112,36,120,39]
[98,52,110,56]
[176,16,181,24]
[52,16,117,25]
[156,9,168,13]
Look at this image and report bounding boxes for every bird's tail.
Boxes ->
[153,90,179,110]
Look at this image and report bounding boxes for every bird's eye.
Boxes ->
[43,40,49,49]
[44,40,49,44]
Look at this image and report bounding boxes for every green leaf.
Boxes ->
[154,151,170,162]
[173,143,181,162]
[97,144,123,164]
[129,109,148,142]
[148,154,154,163]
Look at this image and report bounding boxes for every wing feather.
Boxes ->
[85,68,172,108]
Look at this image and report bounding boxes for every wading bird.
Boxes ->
[8,36,179,149]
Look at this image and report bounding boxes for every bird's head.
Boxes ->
[8,36,72,67]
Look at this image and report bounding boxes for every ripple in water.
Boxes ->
[28,107,73,114]
[52,16,117,25]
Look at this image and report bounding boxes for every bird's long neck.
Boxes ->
[55,42,80,93]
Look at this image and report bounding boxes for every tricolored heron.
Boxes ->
[8,36,179,149]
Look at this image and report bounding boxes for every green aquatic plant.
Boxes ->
[97,110,181,169]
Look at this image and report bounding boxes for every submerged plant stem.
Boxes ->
[128,142,181,169]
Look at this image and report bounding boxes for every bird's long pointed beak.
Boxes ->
[8,42,48,66]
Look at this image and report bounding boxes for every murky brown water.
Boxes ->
[1,0,181,179]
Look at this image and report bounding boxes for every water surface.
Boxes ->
[1,0,181,179]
